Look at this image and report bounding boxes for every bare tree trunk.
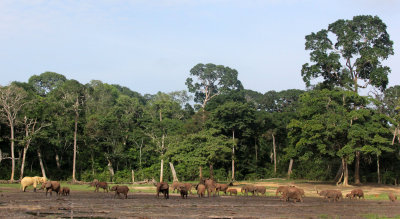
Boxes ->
[107,158,115,181]
[342,158,349,186]
[199,166,203,180]
[377,155,381,184]
[55,153,61,169]
[354,151,361,185]
[169,162,178,182]
[10,123,15,182]
[160,159,164,182]
[20,147,28,180]
[232,130,235,181]
[287,159,293,179]
[210,164,214,180]
[37,149,46,179]
[72,100,79,183]
[132,170,135,183]
[255,137,258,162]
[272,133,277,174]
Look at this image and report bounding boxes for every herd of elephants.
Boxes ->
[19,176,397,203]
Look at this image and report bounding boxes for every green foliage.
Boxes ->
[302,15,394,92]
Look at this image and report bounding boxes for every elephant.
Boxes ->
[155,182,169,199]
[203,179,217,197]
[179,186,188,199]
[241,185,256,196]
[20,176,46,192]
[171,181,184,193]
[110,185,129,199]
[196,183,206,198]
[227,188,237,196]
[388,193,397,202]
[275,185,290,196]
[94,182,109,192]
[318,189,342,202]
[254,186,266,196]
[215,182,233,195]
[44,181,61,197]
[282,187,303,203]
[61,187,70,196]
[346,189,364,200]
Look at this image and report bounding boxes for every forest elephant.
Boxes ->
[171,181,184,193]
[155,182,169,199]
[346,189,364,200]
[318,190,342,202]
[389,193,397,202]
[196,183,206,198]
[254,186,267,196]
[94,182,109,193]
[61,187,70,196]
[204,179,217,197]
[282,187,303,203]
[227,188,237,196]
[44,181,61,197]
[241,185,256,196]
[179,185,188,199]
[110,185,129,199]
[216,182,233,195]
[21,176,47,192]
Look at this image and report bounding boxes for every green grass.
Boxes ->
[363,214,400,219]
[364,193,390,201]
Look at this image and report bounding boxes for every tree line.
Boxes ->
[0,15,399,185]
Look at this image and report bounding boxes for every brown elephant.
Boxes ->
[196,183,206,198]
[216,182,233,195]
[319,190,342,202]
[282,187,303,203]
[110,185,129,199]
[179,186,188,199]
[61,187,70,196]
[155,182,169,199]
[241,185,256,196]
[389,193,397,202]
[171,181,184,193]
[203,179,217,197]
[346,189,364,200]
[44,181,61,197]
[275,185,290,197]
[227,188,237,196]
[254,186,266,196]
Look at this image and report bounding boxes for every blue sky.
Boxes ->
[1,0,399,95]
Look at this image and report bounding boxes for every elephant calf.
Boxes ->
[179,186,188,199]
[61,187,70,196]
[110,185,129,199]
[227,188,237,196]
[389,193,397,202]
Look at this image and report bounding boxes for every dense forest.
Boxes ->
[0,15,399,185]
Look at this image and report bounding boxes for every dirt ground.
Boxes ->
[1,182,400,218]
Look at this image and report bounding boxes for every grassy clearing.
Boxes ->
[363,214,400,219]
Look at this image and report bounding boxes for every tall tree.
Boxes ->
[0,84,27,181]
[28,71,67,96]
[186,63,243,122]
[301,15,394,184]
